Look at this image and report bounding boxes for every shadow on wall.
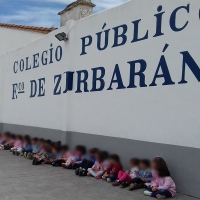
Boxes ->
[0,123,200,198]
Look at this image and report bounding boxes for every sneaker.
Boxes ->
[61,163,68,168]
[80,169,87,176]
[156,194,166,199]
[75,168,80,175]
[112,181,121,186]
[96,176,101,179]
[120,182,129,188]
[32,158,38,165]
[144,191,152,196]
[102,176,107,180]
[87,173,92,177]
[12,150,16,155]
[107,178,112,183]
[128,183,137,191]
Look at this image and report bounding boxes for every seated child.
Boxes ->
[0,132,10,148]
[121,159,152,190]
[49,145,62,164]
[33,142,55,165]
[112,158,140,186]
[75,148,99,176]
[144,157,176,199]
[52,145,71,166]
[64,145,87,169]
[102,154,123,183]
[87,151,109,179]
[3,134,15,150]
[10,135,23,153]
[0,133,5,144]
[15,135,32,156]
[34,138,46,159]
[27,137,40,159]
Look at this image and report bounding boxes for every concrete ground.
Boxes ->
[0,151,198,200]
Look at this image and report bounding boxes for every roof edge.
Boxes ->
[0,23,57,34]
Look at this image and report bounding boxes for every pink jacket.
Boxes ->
[92,160,110,171]
[14,140,23,148]
[151,175,176,197]
[62,152,71,161]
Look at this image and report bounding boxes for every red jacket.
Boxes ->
[106,163,123,175]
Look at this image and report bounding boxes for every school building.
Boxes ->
[0,0,199,198]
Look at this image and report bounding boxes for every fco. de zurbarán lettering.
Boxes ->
[12,4,200,100]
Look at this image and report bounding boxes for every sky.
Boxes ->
[0,0,128,28]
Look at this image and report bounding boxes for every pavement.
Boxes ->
[0,151,198,200]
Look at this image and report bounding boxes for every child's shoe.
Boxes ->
[61,163,68,168]
[87,173,92,177]
[144,191,152,196]
[75,168,81,175]
[128,183,137,191]
[79,169,87,176]
[156,194,166,199]
[107,178,112,183]
[102,176,107,180]
[112,180,121,186]
[120,182,129,188]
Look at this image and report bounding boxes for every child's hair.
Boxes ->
[46,139,52,145]
[23,135,30,141]
[98,151,109,163]
[76,145,86,155]
[140,159,151,168]
[53,145,61,152]
[39,138,45,143]
[10,134,16,139]
[61,145,69,151]
[89,148,99,155]
[130,158,140,166]
[153,157,170,177]
[32,137,38,142]
[16,135,22,140]
[109,154,121,163]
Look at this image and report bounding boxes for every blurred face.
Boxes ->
[139,162,147,170]
[130,161,136,167]
[77,150,82,156]
[109,159,116,165]
[61,149,67,154]
[52,148,57,154]
[151,161,157,170]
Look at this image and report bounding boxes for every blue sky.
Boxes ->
[0,0,128,28]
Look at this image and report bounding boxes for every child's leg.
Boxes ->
[118,172,132,182]
[87,168,97,177]
[151,190,172,198]
[109,174,118,181]
[79,159,88,168]
[83,161,94,170]
[118,170,124,179]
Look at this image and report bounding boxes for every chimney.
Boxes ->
[58,0,96,27]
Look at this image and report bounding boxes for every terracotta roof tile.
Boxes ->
[0,23,57,34]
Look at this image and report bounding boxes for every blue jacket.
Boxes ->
[138,169,152,183]
[24,144,32,151]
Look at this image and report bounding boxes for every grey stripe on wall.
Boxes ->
[0,123,199,198]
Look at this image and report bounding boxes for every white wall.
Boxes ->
[0,0,200,149]
[0,27,46,56]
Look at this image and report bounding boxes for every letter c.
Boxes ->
[170,4,190,32]
[13,61,18,73]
